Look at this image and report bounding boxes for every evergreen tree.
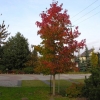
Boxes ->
[0,14,10,70]
[2,32,29,70]
[0,17,10,46]
[83,67,100,100]
[79,58,86,72]
[85,46,91,71]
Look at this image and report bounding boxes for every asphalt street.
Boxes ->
[0,74,91,87]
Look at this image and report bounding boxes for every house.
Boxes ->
[79,48,93,62]
[75,48,100,71]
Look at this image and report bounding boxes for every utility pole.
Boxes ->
[78,48,80,67]
[57,24,74,93]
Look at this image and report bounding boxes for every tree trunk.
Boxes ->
[50,74,52,94]
[52,74,55,96]
[58,74,60,93]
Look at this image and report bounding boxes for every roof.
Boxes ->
[80,49,93,57]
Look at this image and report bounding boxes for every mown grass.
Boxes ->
[0,87,50,100]
[72,79,85,83]
[0,79,85,100]
[47,79,72,87]
[22,80,49,87]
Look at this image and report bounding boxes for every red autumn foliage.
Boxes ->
[35,1,85,75]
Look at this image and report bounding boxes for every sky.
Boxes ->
[0,0,100,53]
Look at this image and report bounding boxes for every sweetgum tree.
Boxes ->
[35,1,85,95]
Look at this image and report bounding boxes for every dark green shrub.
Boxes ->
[60,88,66,97]
[0,65,6,72]
[15,70,24,74]
[23,67,33,74]
[82,67,100,100]
[66,83,84,98]
[9,70,16,74]
[0,70,2,74]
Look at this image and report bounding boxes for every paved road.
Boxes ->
[0,74,91,87]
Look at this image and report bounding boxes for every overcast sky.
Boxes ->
[0,0,100,52]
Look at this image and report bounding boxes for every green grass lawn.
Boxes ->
[0,79,85,100]
[72,79,85,83]
[0,87,50,100]
[22,80,49,87]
